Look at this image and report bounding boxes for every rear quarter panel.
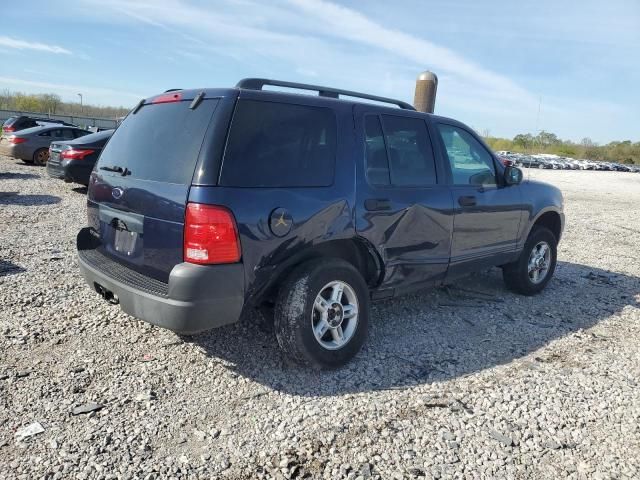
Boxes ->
[188,94,357,305]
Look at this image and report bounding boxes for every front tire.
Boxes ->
[274,259,369,369]
[502,226,557,295]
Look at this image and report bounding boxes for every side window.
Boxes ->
[364,115,389,186]
[73,129,90,138]
[437,124,497,186]
[38,131,51,137]
[221,100,337,187]
[61,129,75,140]
[381,115,437,186]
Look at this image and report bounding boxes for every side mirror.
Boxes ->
[504,166,523,185]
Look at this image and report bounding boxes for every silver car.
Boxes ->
[0,125,91,165]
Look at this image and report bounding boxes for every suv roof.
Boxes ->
[135,78,418,115]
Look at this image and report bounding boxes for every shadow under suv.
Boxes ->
[77,79,564,368]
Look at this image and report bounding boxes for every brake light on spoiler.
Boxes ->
[151,92,183,104]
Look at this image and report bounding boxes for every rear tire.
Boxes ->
[274,258,369,369]
[33,148,49,166]
[502,226,557,295]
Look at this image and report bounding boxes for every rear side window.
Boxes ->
[73,130,90,138]
[96,99,219,184]
[364,114,437,187]
[220,100,337,187]
[56,129,75,140]
[364,116,389,186]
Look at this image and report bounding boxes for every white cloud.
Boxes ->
[0,36,72,55]
[73,0,635,141]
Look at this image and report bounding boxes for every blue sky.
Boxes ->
[0,0,638,143]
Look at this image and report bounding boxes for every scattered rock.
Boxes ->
[488,429,514,447]
[15,422,45,440]
[71,402,104,416]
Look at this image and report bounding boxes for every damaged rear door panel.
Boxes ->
[354,105,454,296]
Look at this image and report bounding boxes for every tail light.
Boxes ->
[61,148,95,160]
[8,137,26,144]
[184,203,241,264]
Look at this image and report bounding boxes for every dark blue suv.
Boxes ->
[77,79,564,368]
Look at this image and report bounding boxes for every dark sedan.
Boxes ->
[47,129,114,186]
[0,125,91,165]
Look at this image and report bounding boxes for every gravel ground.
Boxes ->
[1,156,639,480]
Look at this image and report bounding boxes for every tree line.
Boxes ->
[0,90,130,119]
[483,130,639,165]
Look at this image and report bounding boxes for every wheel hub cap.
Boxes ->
[327,303,344,327]
[311,281,359,351]
[528,241,551,284]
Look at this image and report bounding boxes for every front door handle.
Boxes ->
[365,198,391,211]
[458,195,477,207]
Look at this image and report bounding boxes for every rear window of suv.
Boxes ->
[96,99,219,184]
[220,99,337,187]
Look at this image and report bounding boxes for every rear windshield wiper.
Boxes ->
[100,165,131,176]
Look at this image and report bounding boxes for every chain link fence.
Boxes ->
[0,109,119,130]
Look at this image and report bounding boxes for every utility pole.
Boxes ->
[78,93,83,115]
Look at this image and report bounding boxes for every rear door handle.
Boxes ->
[458,195,477,207]
[365,198,391,211]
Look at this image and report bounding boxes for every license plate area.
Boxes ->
[114,229,138,256]
[98,204,145,263]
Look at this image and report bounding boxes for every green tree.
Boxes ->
[39,93,61,114]
[513,133,534,150]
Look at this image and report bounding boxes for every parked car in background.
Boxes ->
[47,129,114,185]
[0,125,91,165]
[2,115,77,133]
[493,152,638,174]
[76,79,564,368]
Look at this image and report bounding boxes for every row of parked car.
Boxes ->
[496,151,640,173]
[0,115,113,184]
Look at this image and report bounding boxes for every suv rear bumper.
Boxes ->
[77,228,244,335]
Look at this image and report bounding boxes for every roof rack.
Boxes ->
[236,78,416,111]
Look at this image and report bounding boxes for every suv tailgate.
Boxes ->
[86,96,221,282]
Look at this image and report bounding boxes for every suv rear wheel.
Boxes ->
[502,226,557,295]
[274,259,369,369]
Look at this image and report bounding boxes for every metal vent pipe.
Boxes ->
[413,71,438,113]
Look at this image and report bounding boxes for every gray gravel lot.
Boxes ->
[1,156,639,479]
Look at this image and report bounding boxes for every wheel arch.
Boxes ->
[529,209,563,243]
[251,237,384,307]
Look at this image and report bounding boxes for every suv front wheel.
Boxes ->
[502,226,557,295]
[274,259,369,369]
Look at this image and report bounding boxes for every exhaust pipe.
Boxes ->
[413,71,438,114]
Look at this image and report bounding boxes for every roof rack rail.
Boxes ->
[236,78,415,111]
